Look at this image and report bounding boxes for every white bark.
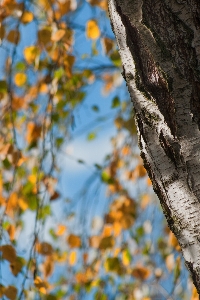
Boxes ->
[108,0,200,292]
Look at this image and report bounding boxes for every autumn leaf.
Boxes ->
[36,242,53,256]
[21,11,34,24]
[51,29,66,42]
[43,256,54,278]
[102,37,113,54]
[67,234,81,248]
[14,73,27,87]
[0,25,5,40]
[26,122,42,144]
[4,286,17,300]
[191,286,199,300]
[69,251,77,266]
[10,257,25,276]
[38,28,51,46]
[99,236,115,250]
[0,244,16,263]
[86,20,100,40]
[166,254,175,272]
[24,45,39,64]
[7,30,20,44]
[56,224,66,236]
[132,265,151,280]
[34,276,49,294]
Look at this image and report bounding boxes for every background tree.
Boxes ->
[0,0,197,299]
[108,0,200,296]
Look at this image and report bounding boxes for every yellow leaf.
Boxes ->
[4,286,17,300]
[0,245,16,263]
[122,250,131,266]
[14,73,27,87]
[18,197,28,211]
[28,174,37,184]
[67,234,81,248]
[51,29,66,42]
[21,11,34,24]
[7,30,20,44]
[36,242,53,256]
[69,251,77,266]
[86,20,100,40]
[24,45,39,64]
[34,276,48,294]
[191,286,199,300]
[56,224,66,236]
[53,251,67,263]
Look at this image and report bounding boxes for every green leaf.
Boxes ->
[54,67,64,80]
[87,132,96,141]
[92,105,99,112]
[15,62,26,72]
[111,96,120,108]
[110,51,121,67]
[101,171,114,184]
[0,80,7,93]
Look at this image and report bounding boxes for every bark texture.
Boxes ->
[108,0,200,294]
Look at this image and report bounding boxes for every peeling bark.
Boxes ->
[108,0,200,294]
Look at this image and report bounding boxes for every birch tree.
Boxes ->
[108,0,200,294]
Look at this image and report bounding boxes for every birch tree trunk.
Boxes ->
[108,0,200,294]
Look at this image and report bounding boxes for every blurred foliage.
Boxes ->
[0,0,196,299]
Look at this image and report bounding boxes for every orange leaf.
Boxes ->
[89,236,100,248]
[36,242,53,256]
[26,122,41,144]
[67,234,81,248]
[191,286,199,300]
[56,224,66,236]
[51,29,66,42]
[132,265,151,280]
[7,224,15,241]
[86,20,100,40]
[21,11,34,24]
